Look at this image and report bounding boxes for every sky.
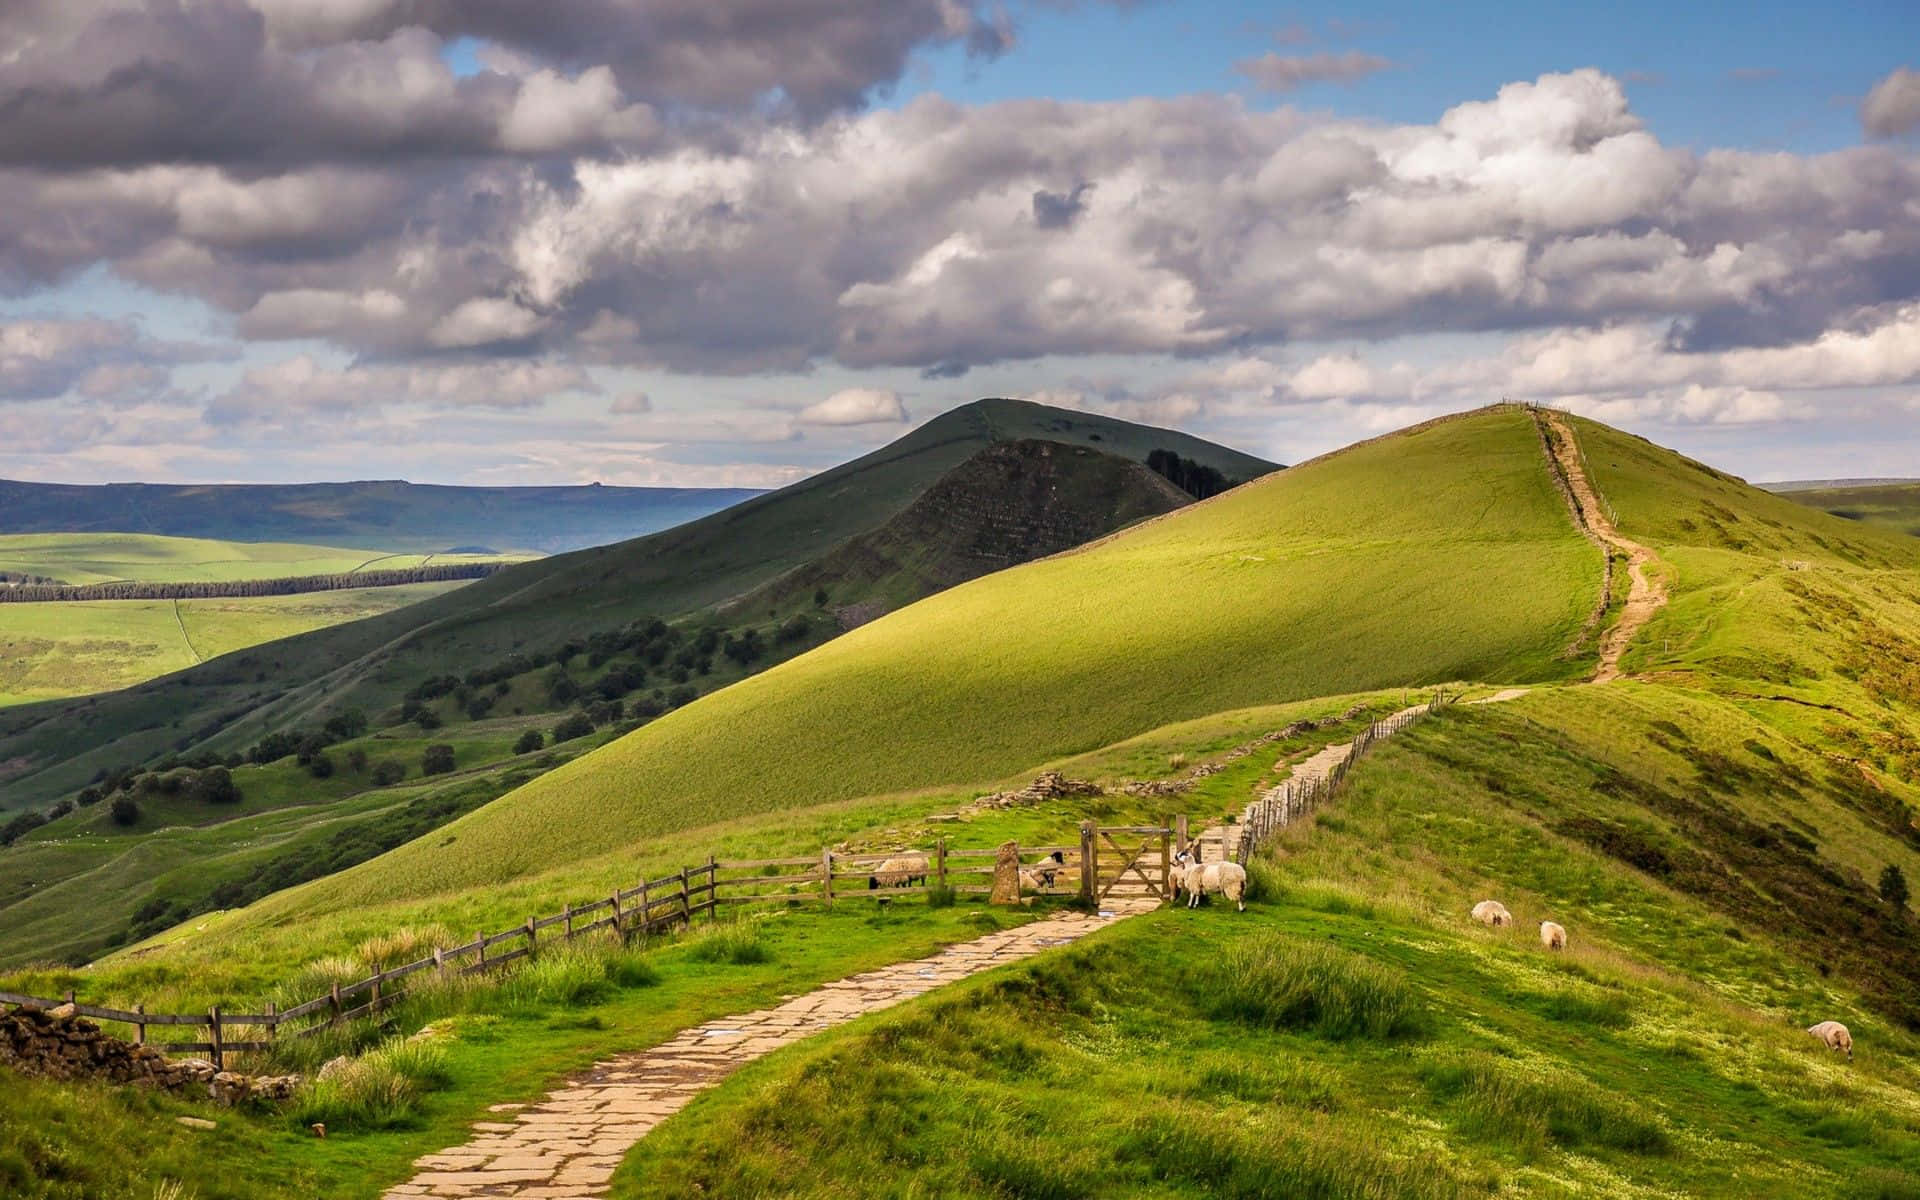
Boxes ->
[1,1,1917,489]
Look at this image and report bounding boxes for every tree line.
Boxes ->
[0,562,507,604]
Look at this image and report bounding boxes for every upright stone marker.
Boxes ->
[990,840,1021,905]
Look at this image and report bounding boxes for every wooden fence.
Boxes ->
[0,698,1455,1066]
[1234,691,1453,864]
[0,836,1093,1067]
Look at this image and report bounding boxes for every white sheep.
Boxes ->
[866,852,929,890]
[1471,900,1513,927]
[1540,920,1567,950]
[1172,850,1247,912]
[1807,1020,1853,1060]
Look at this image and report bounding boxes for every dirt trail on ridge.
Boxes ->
[1540,412,1667,684]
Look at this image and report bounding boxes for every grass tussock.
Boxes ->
[1204,933,1426,1040]
[288,1035,452,1132]
[1423,1054,1671,1156]
[687,921,774,966]
[354,925,453,971]
[1119,1105,1465,1200]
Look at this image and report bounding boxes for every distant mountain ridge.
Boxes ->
[0,478,764,555]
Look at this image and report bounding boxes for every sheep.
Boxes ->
[1471,900,1513,927]
[1172,849,1247,912]
[1020,850,1068,890]
[1807,1020,1853,1060]
[867,852,930,890]
[1540,920,1567,950]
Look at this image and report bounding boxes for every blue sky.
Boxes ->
[0,0,1916,487]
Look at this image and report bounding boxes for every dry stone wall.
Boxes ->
[0,1005,300,1104]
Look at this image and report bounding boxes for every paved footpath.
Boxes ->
[383,900,1158,1199]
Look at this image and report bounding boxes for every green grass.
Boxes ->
[0,582,470,706]
[263,407,1598,912]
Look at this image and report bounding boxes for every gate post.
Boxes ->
[1078,821,1096,906]
[1159,823,1171,902]
[1174,814,1189,856]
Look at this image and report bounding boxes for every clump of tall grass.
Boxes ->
[1242,857,1285,904]
[1423,1054,1670,1156]
[925,884,958,908]
[273,954,366,1010]
[354,925,453,971]
[288,1035,452,1132]
[688,920,773,965]
[500,943,661,1009]
[1119,1104,1464,1200]
[1203,933,1425,1040]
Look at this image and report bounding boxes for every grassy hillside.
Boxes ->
[1781,480,1920,538]
[0,400,1274,808]
[0,479,760,556]
[261,407,1599,910]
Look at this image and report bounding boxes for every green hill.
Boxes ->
[257,406,1603,910]
[0,479,760,556]
[1780,479,1920,538]
[0,400,1272,810]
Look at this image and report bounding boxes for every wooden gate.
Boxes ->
[1079,822,1173,904]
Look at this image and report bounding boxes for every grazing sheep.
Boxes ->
[867,852,930,890]
[1540,920,1567,950]
[1471,900,1513,927]
[1172,850,1248,912]
[1807,1020,1853,1060]
[1021,850,1068,890]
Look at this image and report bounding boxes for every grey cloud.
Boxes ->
[1234,51,1392,92]
[1032,182,1094,230]
[1863,67,1920,138]
[0,317,220,402]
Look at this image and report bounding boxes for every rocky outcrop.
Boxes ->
[0,1005,300,1105]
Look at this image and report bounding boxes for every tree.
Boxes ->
[813,588,829,608]
[76,786,103,807]
[346,748,369,774]
[110,795,141,826]
[1881,864,1910,913]
[307,751,335,779]
[422,744,456,776]
[514,729,545,755]
[193,766,242,804]
[551,713,595,743]
[323,708,368,741]
[371,760,407,786]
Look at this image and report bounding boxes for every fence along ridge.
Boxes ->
[1234,689,1454,865]
[2,699,1450,1065]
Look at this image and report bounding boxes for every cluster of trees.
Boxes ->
[246,710,369,778]
[1,761,246,845]
[1146,448,1237,500]
[0,571,62,586]
[0,562,506,604]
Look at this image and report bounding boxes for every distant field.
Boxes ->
[1779,480,1920,538]
[0,533,393,586]
[0,582,471,705]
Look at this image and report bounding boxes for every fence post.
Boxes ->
[564,901,574,940]
[821,849,834,908]
[371,970,381,1015]
[1159,823,1171,902]
[525,916,538,959]
[208,1005,223,1072]
[936,838,948,890]
[678,868,691,927]
[707,856,718,921]
[133,1004,145,1047]
[476,931,487,972]
[266,1001,277,1051]
[64,989,75,1007]
[610,891,624,939]
[329,981,342,1027]
[638,879,650,941]
[433,946,446,979]
[1078,821,1096,906]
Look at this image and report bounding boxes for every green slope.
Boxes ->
[277,406,1599,909]
[0,400,1271,809]
[0,533,424,586]
[1779,480,1920,538]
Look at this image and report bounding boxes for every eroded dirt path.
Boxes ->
[1540,412,1668,683]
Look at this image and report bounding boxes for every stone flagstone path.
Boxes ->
[383,900,1157,1199]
